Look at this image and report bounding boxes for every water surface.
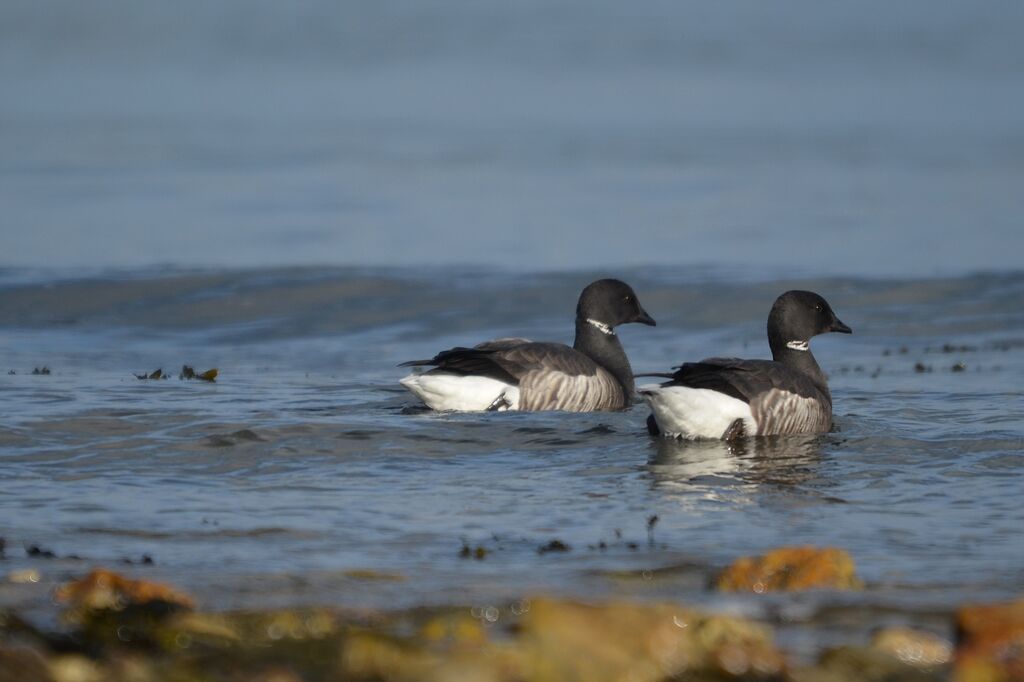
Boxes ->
[2,0,1024,656]
[3,0,1024,273]
[1,268,1022,655]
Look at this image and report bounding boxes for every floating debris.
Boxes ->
[25,544,56,559]
[31,367,50,375]
[647,514,659,545]
[134,366,218,380]
[180,365,218,381]
[537,539,571,555]
[459,543,489,560]
[914,362,932,373]
[24,544,81,561]
[203,429,266,448]
[716,545,862,592]
[578,424,616,435]
[951,362,967,372]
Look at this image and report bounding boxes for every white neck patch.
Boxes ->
[586,318,615,336]
[786,340,809,351]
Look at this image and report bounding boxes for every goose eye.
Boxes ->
[814,304,822,311]
[624,295,633,303]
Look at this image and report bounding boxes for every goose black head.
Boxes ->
[576,279,656,330]
[768,290,851,351]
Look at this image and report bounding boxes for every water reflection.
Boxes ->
[646,434,830,495]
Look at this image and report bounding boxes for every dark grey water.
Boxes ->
[1,268,1022,656]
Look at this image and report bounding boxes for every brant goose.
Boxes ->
[400,279,656,412]
[639,290,851,439]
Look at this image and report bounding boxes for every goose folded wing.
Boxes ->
[400,342,602,400]
[399,347,522,384]
[495,342,601,377]
[667,358,822,404]
[472,337,532,352]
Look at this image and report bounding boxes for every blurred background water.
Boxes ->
[2,0,1023,273]
[1,0,1023,657]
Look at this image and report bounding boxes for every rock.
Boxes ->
[161,610,243,645]
[419,612,488,647]
[340,597,787,681]
[55,568,195,615]
[793,646,941,682]
[871,627,951,667]
[48,655,104,682]
[516,597,786,681]
[0,645,54,682]
[955,597,1024,682]
[791,627,952,682]
[6,569,41,584]
[716,546,862,592]
[340,629,514,682]
[6,570,813,682]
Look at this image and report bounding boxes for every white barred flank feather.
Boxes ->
[749,388,832,435]
[517,367,624,412]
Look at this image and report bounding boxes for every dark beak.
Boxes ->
[830,317,852,334]
[634,307,656,326]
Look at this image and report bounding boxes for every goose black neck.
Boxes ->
[769,337,831,400]
[574,319,635,403]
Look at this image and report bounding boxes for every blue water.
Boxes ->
[1,268,1022,658]
[1,1,1023,656]
[2,1,1024,273]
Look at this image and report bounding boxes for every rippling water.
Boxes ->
[1,268,1022,653]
